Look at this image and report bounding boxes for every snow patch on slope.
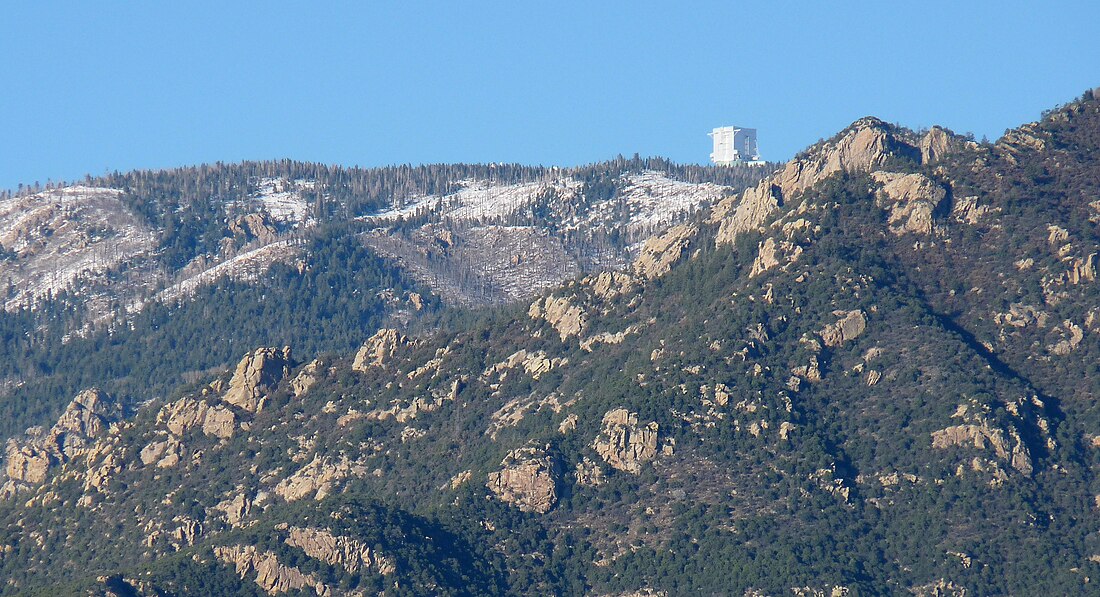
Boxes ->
[229,178,314,227]
[156,240,304,304]
[0,186,157,310]
[365,178,582,223]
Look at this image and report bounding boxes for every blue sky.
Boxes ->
[1,1,1097,191]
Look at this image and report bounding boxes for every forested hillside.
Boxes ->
[0,91,1098,596]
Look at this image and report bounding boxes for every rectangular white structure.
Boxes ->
[709,126,760,165]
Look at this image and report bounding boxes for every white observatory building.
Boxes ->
[709,126,762,165]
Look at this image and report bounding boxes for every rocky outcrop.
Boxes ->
[592,408,660,474]
[871,172,946,235]
[715,117,918,248]
[3,389,119,490]
[214,492,253,527]
[275,455,362,502]
[1048,320,1084,356]
[228,212,279,244]
[482,349,568,382]
[5,443,50,485]
[749,236,803,277]
[214,545,331,596]
[920,126,958,164]
[574,456,606,486]
[352,329,409,371]
[157,397,237,440]
[486,444,559,513]
[931,403,1034,477]
[819,310,867,348]
[285,526,395,575]
[223,347,292,412]
[588,271,637,301]
[633,224,695,280]
[1068,253,1097,285]
[528,295,588,340]
[139,436,183,468]
[713,181,782,247]
[290,359,323,396]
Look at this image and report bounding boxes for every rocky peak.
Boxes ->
[223,346,292,413]
[714,117,920,248]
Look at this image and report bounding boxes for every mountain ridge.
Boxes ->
[0,90,1098,595]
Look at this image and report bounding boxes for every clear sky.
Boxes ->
[1,1,1098,191]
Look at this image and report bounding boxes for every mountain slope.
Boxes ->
[0,91,1099,595]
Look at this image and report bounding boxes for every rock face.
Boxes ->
[749,237,803,278]
[819,310,867,348]
[528,295,588,340]
[214,492,252,527]
[157,397,237,440]
[713,181,782,247]
[486,444,559,514]
[352,329,408,371]
[870,172,946,235]
[632,224,695,280]
[715,117,918,248]
[285,526,395,575]
[588,271,637,301]
[223,347,292,412]
[932,421,1032,476]
[290,359,323,396]
[228,212,279,244]
[5,444,50,485]
[920,126,956,164]
[3,389,118,488]
[482,349,568,382]
[592,408,660,474]
[275,456,360,502]
[139,437,183,468]
[214,545,330,596]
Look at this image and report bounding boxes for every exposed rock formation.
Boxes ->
[352,328,409,371]
[580,326,639,352]
[931,405,1033,476]
[574,456,606,486]
[285,526,395,575]
[275,455,361,502]
[588,271,638,301]
[3,389,119,490]
[592,408,660,474]
[749,237,803,277]
[482,349,568,382]
[920,126,957,164]
[820,310,867,348]
[871,172,946,235]
[713,181,782,247]
[158,397,237,440]
[632,224,695,279]
[528,295,588,340]
[715,117,918,248]
[139,437,183,468]
[223,346,292,412]
[486,444,559,513]
[214,545,331,596]
[214,492,253,526]
[228,212,279,244]
[1048,320,1084,356]
[5,444,50,485]
[290,358,323,396]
